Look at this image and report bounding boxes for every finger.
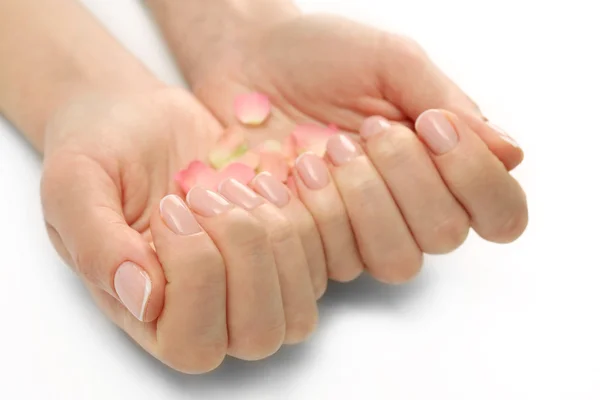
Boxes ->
[292,152,364,282]
[250,172,328,299]
[186,186,285,360]
[219,178,318,344]
[325,135,422,283]
[151,195,227,373]
[41,155,165,322]
[359,117,470,254]
[415,109,528,243]
[379,35,523,170]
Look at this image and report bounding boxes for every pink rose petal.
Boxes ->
[233,149,260,170]
[281,136,297,165]
[258,151,290,182]
[175,160,220,193]
[208,129,247,169]
[292,123,337,157]
[219,162,256,186]
[234,93,271,126]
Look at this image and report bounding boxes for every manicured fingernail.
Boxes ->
[295,152,330,190]
[187,186,234,217]
[415,110,459,154]
[219,178,265,210]
[114,262,152,321]
[160,195,202,235]
[360,116,391,138]
[252,172,290,208]
[326,135,362,165]
[487,122,520,148]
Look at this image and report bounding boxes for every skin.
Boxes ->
[148,1,528,283]
[0,0,528,374]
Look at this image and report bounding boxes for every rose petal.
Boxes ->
[234,92,271,126]
[292,123,337,157]
[219,162,256,186]
[175,160,220,193]
[281,136,297,165]
[258,151,290,182]
[233,149,260,170]
[208,128,247,169]
[255,139,283,153]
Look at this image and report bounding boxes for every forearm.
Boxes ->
[0,0,159,153]
[145,0,301,88]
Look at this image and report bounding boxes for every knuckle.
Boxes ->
[224,209,269,248]
[370,129,422,171]
[370,250,423,284]
[488,204,529,243]
[230,320,286,361]
[160,340,227,375]
[267,215,296,247]
[284,310,319,345]
[423,214,471,254]
[317,205,350,234]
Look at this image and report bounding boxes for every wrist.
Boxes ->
[146,0,301,87]
[0,0,162,154]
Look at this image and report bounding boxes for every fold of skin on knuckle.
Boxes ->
[369,248,423,285]
[367,128,425,180]
[284,310,319,345]
[478,197,529,243]
[229,318,286,361]
[421,214,471,255]
[159,340,227,375]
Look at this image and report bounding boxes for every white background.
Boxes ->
[1,0,599,399]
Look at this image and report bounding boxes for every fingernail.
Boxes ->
[219,178,265,210]
[487,122,520,148]
[326,135,362,165]
[160,195,202,235]
[187,186,234,217]
[114,262,152,321]
[360,116,391,138]
[295,152,330,190]
[252,172,290,208]
[415,110,459,154]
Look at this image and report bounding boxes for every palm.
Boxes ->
[196,15,407,143]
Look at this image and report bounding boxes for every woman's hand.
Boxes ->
[41,87,320,373]
[148,2,529,283]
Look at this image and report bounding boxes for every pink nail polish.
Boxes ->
[415,110,459,154]
[487,122,520,148]
[252,172,290,208]
[326,135,362,165]
[295,152,330,190]
[219,178,265,210]
[360,116,391,138]
[114,262,152,321]
[160,195,202,235]
[187,186,234,217]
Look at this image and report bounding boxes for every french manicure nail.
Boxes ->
[160,195,202,235]
[219,178,265,210]
[252,172,290,208]
[487,122,520,148]
[415,110,459,154]
[327,135,362,165]
[187,186,234,217]
[295,152,330,190]
[114,261,152,321]
[360,116,391,138]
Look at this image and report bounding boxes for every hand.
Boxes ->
[41,87,320,373]
[151,8,528,283]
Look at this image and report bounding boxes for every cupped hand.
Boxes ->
[191,13,528,283]
[41,87,319,373]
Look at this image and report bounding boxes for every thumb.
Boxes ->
[41,154,165,322]
[379,35,524,170]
